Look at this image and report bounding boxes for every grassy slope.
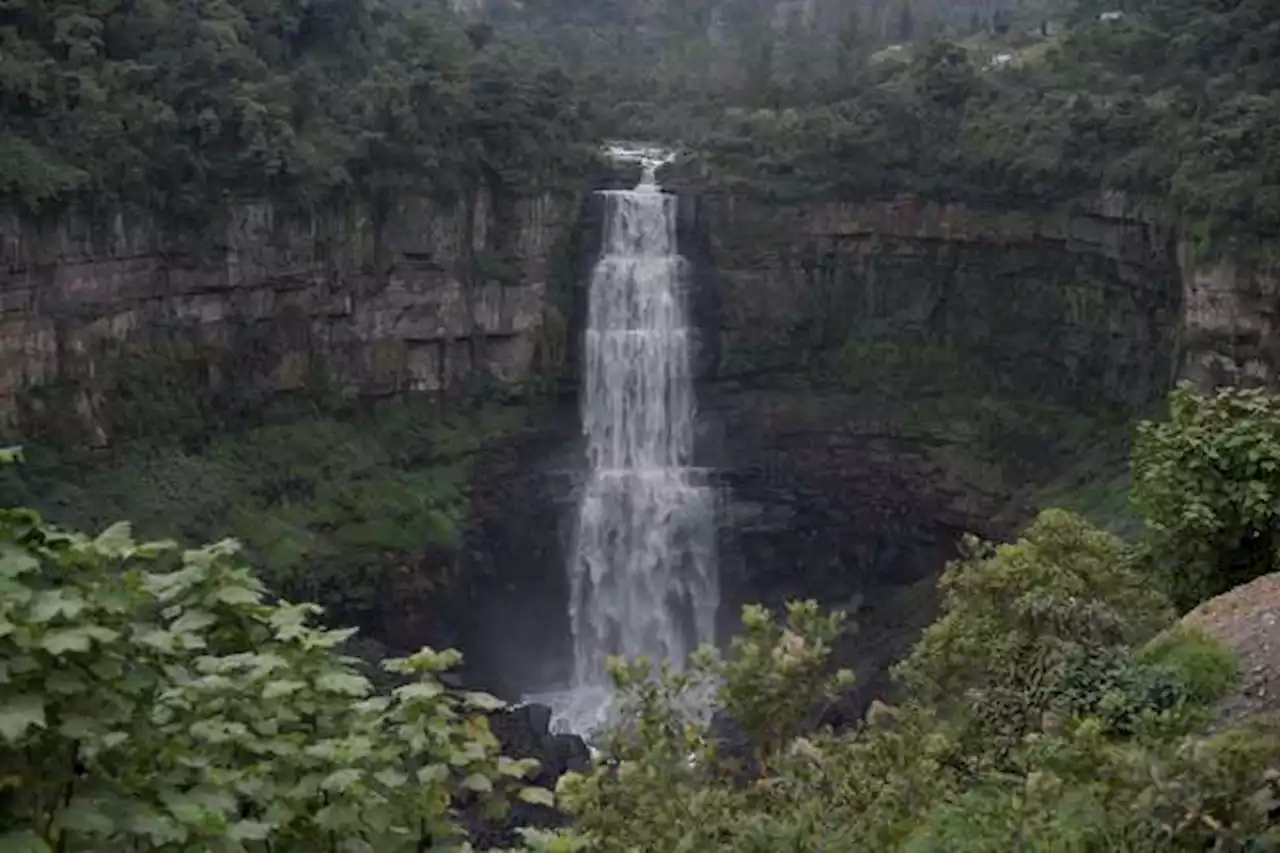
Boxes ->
[0,396,537,633]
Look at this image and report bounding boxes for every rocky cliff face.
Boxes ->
[681,193,1187,712]
[704,194,1183,408]
[1181,246,1280,389]
[454,190,1191,709]
[0,191,573,445]
[4,183,1271,718]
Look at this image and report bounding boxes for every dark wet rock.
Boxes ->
[462,702,591,849]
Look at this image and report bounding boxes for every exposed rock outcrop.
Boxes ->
[701,194,1183,409]
[1181,247,1280,389]
[464,703,591,848]
[1182,572,1280,729]
[6,185,1271,722]
[0,191,573,444]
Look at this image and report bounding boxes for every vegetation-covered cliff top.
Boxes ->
[5,0,1280,250]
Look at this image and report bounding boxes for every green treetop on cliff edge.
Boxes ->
[8,0,1278,243]
[0,0,598,217]
[519,0,1278,243]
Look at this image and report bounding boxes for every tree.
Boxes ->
[895,509,1174,761]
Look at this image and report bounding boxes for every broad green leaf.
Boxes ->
[417,763,449,785]
[215,585,261,606]
[132,539,178,560]
[27,589,86,623]
[57,714,99,739]
[499,756,540,778]
[135,629,177,653]
[170,609,217,635]
[394,681,444,702]
[93,521,134,555]
[125,809,186,844]
[263,679,307,700]
[54,798,115,834]
[462,773,494,793]
[227,820,272,841]
[517,786,556,807]
[320,768,363,792]
[461,690,507,711]
[0,695,46,743]
[40,627,96,655]
[316,671,372,697]
[0,545,38,579]
[373,768,408,788]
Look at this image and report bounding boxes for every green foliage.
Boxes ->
[568,0,1280,244]
[0,399,532,636]
[537,502,1275,853]
[554,602,856,853]
[707,600,853,766]
[1133,382,1280,610]
[0,502,551,851]
[0,0,596,217]
[896,509,1174,760]
[1136,625,1239,710]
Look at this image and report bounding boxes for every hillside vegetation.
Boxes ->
[6,0,1280,247]
[495,0,1277,249]
[4,385,1280,851]
[0,0,595,219]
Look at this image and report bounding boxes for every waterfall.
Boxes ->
[541,153,718,735]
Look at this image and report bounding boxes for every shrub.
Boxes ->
[894,509,1173,762]
[1133,382,1280,610]
[0,499,552,851]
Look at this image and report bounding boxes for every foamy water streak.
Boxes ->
[544,161,718,736]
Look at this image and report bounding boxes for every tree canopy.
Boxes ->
[0,0,598,219]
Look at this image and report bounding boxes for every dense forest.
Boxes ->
[4,0,1279,242]
[0,0,596,220]
[569,0,1280,244]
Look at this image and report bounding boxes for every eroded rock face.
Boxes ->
[0,186,1219,723]
[1182,572,1280,731]
[701,194,1183,411]
[0,192,573,444]
[458,191,1187,716]
[1181,247,1280,389]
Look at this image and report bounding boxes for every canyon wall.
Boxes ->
[4,184,1276,710]
[4,188,1270,447]
[0,191,574,445]
[1181,244,1280,389]
[703,194,1184,406]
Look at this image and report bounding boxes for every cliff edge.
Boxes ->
[1182,572,1280,729]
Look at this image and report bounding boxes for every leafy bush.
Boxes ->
[0,497,552,851]
[894,509,1173,761]
[1133,382,1280,610]
[537,506,1274,853]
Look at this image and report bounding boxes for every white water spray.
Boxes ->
[537,146,718,735]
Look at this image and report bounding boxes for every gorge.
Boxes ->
[5,0,1280,846]
[0,174,1263,718]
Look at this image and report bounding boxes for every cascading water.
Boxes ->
[539,148,719,735]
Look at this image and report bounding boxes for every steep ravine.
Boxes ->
[0,186,1262,717]
[451,188,1187,714]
